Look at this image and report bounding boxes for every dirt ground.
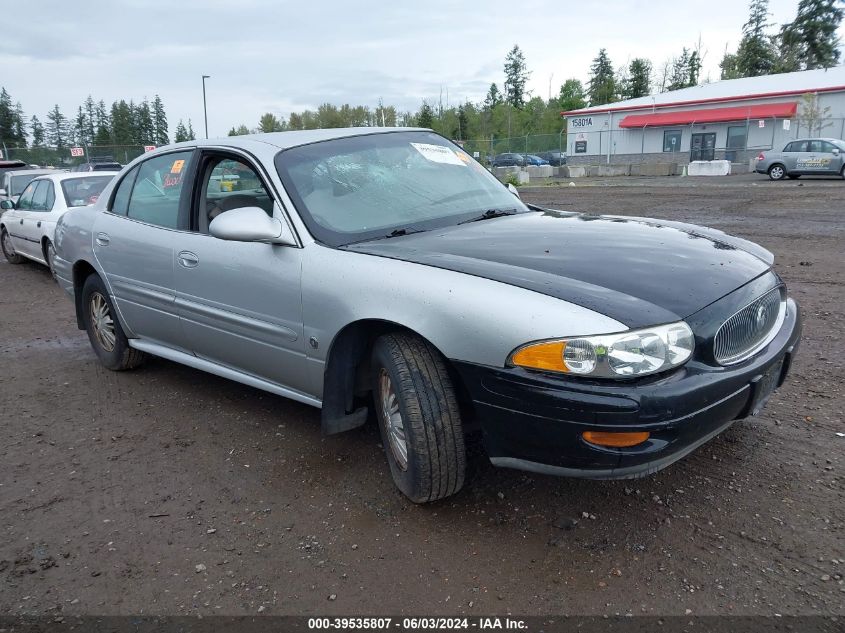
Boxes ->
[0,175,843,618]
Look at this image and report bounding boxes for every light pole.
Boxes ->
[202,75,211,139]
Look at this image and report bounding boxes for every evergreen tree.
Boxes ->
[503,45,530,108]
[45,104,69,148]
[780,0,844,69]
[152,95,168,145]
[30,116,45,147]
[0,88,23,146]
[623,59,652,99]
[134,100,155,143]
[456,104,469,140]
[719,50,742,79]
[588,49,617,105]
[665,48,701,91]
[186,119,196,141]
[109,100,134,145]
[228,124,251,136]
[94,100,110,146]
[483,83,503,110]
[174,119,189,142]
[73,106,88,146]
[416,102,434,128]
[733,0,777,77]
[84,96,96,143]
[557,79,587,111]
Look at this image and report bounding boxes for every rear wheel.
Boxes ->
[371,333,466,503]
[1,228,24,264]
[81,274,147,371]
[841,165,845,179]
[44,240,57,280]
[768,164,786,180]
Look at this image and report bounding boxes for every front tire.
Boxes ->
[768,164,786,180]
[44,240,57,280]
[81,274,147,371]
[371,333,466,503]
[1,228,24,264]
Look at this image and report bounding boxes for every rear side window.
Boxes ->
[126,151,193,228]
[110,167,139,216]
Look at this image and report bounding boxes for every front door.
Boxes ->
[690,133,716,161]
[93,150,196,348]
[173,152,309,396]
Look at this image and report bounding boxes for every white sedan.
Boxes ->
[1,171,118,274]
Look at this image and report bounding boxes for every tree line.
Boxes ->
[0,90,198,150]
[229,0,843,145]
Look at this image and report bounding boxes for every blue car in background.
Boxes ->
[522,154,550,166]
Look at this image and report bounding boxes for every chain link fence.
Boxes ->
[458,133,567,165]
[1,145,150,168]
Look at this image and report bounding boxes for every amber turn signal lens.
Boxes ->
[582,431,650,448]
[510,341,567,372]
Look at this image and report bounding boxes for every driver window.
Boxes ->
[200,156,273,234]
[31,181,51,211]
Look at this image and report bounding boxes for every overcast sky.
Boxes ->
[2,0,843,139]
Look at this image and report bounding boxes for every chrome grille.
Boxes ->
[714,288,784,365]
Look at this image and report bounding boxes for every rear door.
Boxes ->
[173,150,309,395]
[818,141,843,175]
[92,150,196,348]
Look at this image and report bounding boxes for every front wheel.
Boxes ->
[768,164,786,180]
[81,274,147,371]
[1,228,24,264]
[371,333,466,503]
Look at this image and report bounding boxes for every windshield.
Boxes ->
[274,131,528,246]
[11,174,36,195]
[61,176,114,207]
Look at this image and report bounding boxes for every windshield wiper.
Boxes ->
[457,208,519,224]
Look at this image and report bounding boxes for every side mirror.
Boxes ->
[0,199,14,210]
[507,183,520,198]
[833,148,841,156]
[209,206,290,244]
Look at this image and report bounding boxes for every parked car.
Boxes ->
[0,159,30,181]
[0,168,57,211]
[522,154,550,166]
[0,172,117,273]
[536,151,567,166]
[755,138,845,180]
[49,129,801,503]
[490,152,525,167]
[72,161,123,172]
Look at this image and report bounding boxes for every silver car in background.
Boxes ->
[756,137,845,180]
[52,129,800,503]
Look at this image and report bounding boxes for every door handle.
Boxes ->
[37,221,41,228]
[95,232,110,246]
[177,250,199,268]
[19,219,23,224]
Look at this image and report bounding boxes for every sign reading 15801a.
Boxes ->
[570,117,594,128]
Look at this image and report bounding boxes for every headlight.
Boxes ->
[509,322,695,378]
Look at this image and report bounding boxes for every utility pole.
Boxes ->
[202,75,211,139]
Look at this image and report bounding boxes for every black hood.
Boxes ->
[343,210,773,328]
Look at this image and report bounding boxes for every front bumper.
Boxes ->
[452,298,801,479]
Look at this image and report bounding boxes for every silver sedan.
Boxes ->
[50,129,800,503]
[756,137,845,180]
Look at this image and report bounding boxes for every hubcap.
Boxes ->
[46,243,56,277]
[771,166,783,179]
[378,368,408,470]
[89,292,116,352]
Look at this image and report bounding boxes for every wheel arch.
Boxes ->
[320,318,472,436]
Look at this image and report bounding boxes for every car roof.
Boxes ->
[790,137,843,142]
[5,168,57,177]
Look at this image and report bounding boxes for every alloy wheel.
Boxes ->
[379,368,408,470]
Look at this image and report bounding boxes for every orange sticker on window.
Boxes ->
[170,159,185,174]
[455,151,471,163]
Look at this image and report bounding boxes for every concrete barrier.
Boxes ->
[629,162,675,177]
[526,165,553,179]
[560,165,587,178]
[687,160,731,176]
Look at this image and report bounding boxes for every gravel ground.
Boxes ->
[0,175,843,617]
